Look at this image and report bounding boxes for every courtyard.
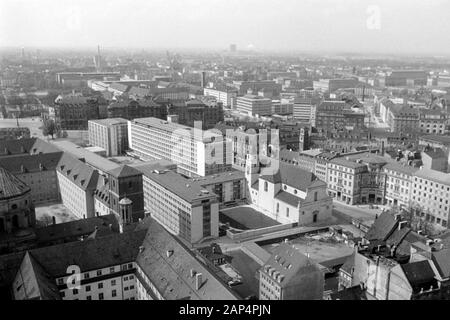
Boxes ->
[220,206,280,230]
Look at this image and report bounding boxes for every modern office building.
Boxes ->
[133,162,219,244]
[236,94,272,117]
[203,87,238,108]
[315,101,365,132]
[88,118,129,157]
[129,117,232,177]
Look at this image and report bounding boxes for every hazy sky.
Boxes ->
[1,0,449,54]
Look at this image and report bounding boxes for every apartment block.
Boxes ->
[88,118,129,157]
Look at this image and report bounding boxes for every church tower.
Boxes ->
[118,197,133,233]
[245,153,260,202]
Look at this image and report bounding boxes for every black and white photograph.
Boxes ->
[1,0,450,310]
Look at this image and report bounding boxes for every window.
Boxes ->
[99,293,104,300]
[314,192,318,201]
[60,291,65,298]
[110,267,115,273]
[57,278,64,285]
[73,289,78,295]
[86,285,91,292]
[286,208,289,217]
[276,203,279,213]
[112,290,117,297]
[264,181,268,192]
[86,296,92,300]
[97,270,102,276]
[111,280,116,286]
[98,282,103,289]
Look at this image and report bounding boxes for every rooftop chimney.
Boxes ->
[139,246,145,253]
[190,269,196,278]
[195,273,203,290]
[398,221,407,230]
[166,250,173,258]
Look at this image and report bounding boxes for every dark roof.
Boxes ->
[261,243,321,288]
[0,138,60,157]
[34,214,119,244]
[365,212,398,242]
[330,285,367,300]
[401,260,438,293]
[108,165,142,178]
[0,167,31,200]
[29,229,148,277]
[274,191,301,207]
[431,248,450,279]
[0,152,63,174]
[260,163,321,192]
[56,153,99,191]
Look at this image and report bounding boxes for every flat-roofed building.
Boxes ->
[203,87,237,107]
[236,94,272,117]
[129,117,232,177]
[383,162,418,210]
[133,163,219,244]
[88,118,129,157]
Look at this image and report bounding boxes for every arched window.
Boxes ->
[314,192,318,201]
[11,204,17,210]
[264,181,268,192]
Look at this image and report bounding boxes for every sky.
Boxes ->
[0,0,449,55]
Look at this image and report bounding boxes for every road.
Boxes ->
[0,117,44,138]
[332,201,384,223]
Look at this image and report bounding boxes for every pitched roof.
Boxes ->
[29,229,148,277]
[364,211,398,242]
[56,153,99,191]
[0,166,31,200]
[0,138,60,157]
[400,260,438,293]
[0,152,63,174]
[261,243,322,288]
[431,248,450,279]
[274,191,302,207]
[107,165,142,178]
[135,219,238,300]
[260,163,318,192]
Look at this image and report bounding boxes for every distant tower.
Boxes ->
[118,197,133,233]
[230,44,237,52]
[21,47,25,60]
[299,127,310,152]
[201,71,207,88]
[94,45,102,72]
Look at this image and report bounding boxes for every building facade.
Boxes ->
[88,118,129,157]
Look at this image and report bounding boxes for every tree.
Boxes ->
[42,119,57,139]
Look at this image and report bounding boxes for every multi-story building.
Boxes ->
[259,243,324,300]
[10,219,238,300]
[419,108,447,135]
[383,162,418,210]
[88,118,129,157]
[203,87,237,108]
[236,94,272,117]
[246,158,332,225]
[54,95,102,130]
[56,153,100,219]
[315,101,365,132]
[166,99,224,130]
[0,138,63,205]
[133,162,219,244]
[106,98,166,121]
[411,168,450,230]
[313,78,358,93]
[327,154,387,205]
[385,70,428,87]
[0,167,35,234]
[129,117,232,177]
[128,86,190,101]
[56,72,121,87]
[233,80,282,97]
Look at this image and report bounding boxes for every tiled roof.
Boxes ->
[0,152,63,174]
[260,163,318,192]
[364,212,398,242]
[261,243,321,288]
[275,191,302,207]
[29,229,148,277]
[0,138,60,157]
[56,153,99,191]
[108,165,142,178]
[135,219,238,300]
[0,167,31,200]
[35,214,119,244]
[400,260,438,293]
[431,248,450,279]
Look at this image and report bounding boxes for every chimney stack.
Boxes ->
[195,273,203,290]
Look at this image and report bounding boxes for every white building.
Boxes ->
[246,156,332,225]
[236,94,272,117]
[88,118,129,157]
[56,153,99,219]
[128,117,232,177]
[203,87,237,108]
[133,162,219,244]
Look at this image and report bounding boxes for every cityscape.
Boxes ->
[2,0,450,306]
